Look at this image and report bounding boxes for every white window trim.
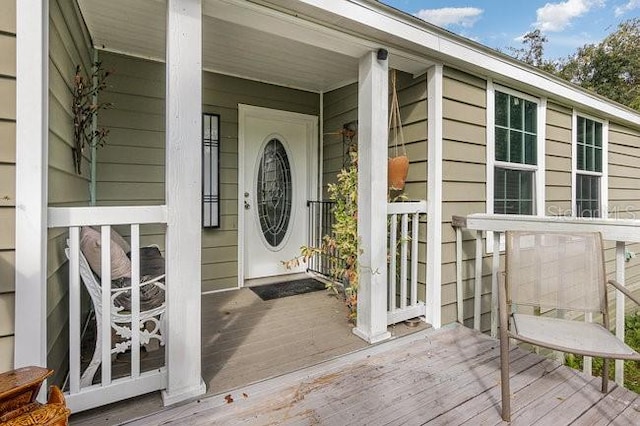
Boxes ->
[571,110,609,218]
[486,80,546,251]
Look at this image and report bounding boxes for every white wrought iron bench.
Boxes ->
[65,245,166,387]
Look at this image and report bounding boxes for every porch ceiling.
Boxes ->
[77,0,432,93]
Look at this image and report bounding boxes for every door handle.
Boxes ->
[244,201,251,210]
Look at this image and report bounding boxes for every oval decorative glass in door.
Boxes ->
[256,138,292,248]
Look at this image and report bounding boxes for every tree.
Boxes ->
[507,29,549,68]
[507,19,640,111]
[558,18,640,110]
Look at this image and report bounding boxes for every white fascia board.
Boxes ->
[292,0,640,128]
[205,0,433,74]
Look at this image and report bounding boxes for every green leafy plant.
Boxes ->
[71,62,112,174]
[284,151,360,321]
[325,152,360,321]
[284,148,411,323]
[565,311,640,393]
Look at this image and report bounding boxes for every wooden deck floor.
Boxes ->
[122,325,640,425]
[70,284,427,425]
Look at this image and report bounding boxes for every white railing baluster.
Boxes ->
[69,226,81,394]
[456,227,463,324]
[584,312,593,376]
[48,206,168,413]
[474,231,483,331]
[491,231,500,338]
[386,201,427,325]
[411,212,419,307]
[389,213,398,313]
[400,213,409,310]
[131,225,141,378]
[101,225,112,386]
[615,241,626,386]
[452,213,640,392]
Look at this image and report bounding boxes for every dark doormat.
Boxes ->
[250,278,327,301]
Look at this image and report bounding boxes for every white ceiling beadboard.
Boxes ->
[76,0,430,93]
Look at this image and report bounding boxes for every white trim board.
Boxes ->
[237,104,319,287]
[571,110,609,219]
[290,0,640,128]
[485,80,546,252]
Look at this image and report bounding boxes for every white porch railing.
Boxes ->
[452,213,640,387]
[387,201,427,325]
[48,206,168,412]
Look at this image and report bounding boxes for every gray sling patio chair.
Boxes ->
[499,230,640,422]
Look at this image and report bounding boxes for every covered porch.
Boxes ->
[78,325,640,425]
[15,0,440,414]
[70,287,427,424]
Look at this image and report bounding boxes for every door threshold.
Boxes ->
[244,272,312,287]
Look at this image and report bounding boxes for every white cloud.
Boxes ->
[534,0,605,32]
[415,7,483,28]
[615,0,640,16]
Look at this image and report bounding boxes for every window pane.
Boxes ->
[520,172,532,199]
[586,120,594,147]
[505,200,519,214]
[203,115,211,140]
[576,173,582,196]
[495,127,508,161]
[576,116,603,172]
[595,148,602,173]
[494,168,506,214]
[506,169,520,198]
[495,91,509,126]
[520,201,533,215]
[509,96,523,130]
[524,101,536,132]
[576,174,600,218]
[494,168,534,215]
[577,143,585,170]
[495,167,505,195]
[509,130,523,163]
[577,117,585,144]
[594,122,602,147]
[591,175,599,199]
[586,146,594,172]
[524,133,536,165]
[257,138,292,247]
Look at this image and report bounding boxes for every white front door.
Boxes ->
[239,105,318,282]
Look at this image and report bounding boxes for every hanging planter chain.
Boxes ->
[389,69,406,158]
[388,69,409,191]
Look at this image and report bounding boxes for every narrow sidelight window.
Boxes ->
[203,113,220,228]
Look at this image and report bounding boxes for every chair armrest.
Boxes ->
[608,279,640,306]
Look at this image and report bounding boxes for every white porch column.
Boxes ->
[15,0,49,370]
[426,64,443,328]
[162,0,206,405]
[354,50,391,343]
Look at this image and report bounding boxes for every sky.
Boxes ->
[382,0,640,60]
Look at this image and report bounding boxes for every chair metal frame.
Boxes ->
[499,230,640,421]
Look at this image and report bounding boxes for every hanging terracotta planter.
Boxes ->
[388,70,409,191]
[388,155,409,190]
